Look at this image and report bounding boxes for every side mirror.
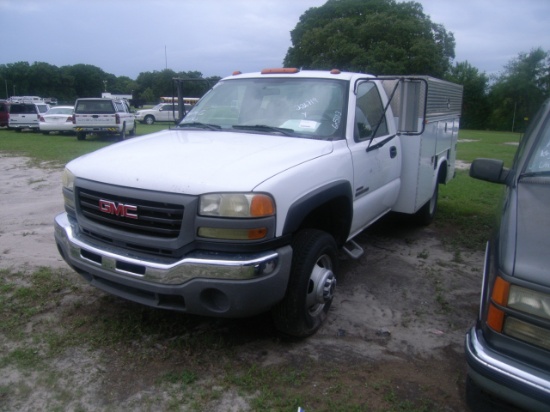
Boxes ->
[469,158,510,184]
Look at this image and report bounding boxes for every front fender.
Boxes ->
[282,180,353,245]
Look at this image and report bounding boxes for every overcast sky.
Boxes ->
[1,0,549,80]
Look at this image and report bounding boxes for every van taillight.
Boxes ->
[115,113,120,124]
[71,115,75,124]
[39,116,45,122]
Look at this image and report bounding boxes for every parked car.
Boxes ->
[39,106,75,135]
[8,102,43,131]
[134,103,181,125]
[0,100,9,127]
[35,103,50,114]
[465,99,550,411]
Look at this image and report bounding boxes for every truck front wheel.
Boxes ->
[272,229,338,338]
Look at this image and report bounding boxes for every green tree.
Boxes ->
[61,64,112,98]
[446,61,490,129]
[488,47,550,132]
[134,69,215,103]
[284,0,455,77]
[1,61,32,97]
[112,76,138,95]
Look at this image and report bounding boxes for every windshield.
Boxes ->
[180,77,347,139]
[46,107,73,115]
[524,111,550,174]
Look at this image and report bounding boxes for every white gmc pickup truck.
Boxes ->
[55,69,462,337]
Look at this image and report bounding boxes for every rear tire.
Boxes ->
[77,132,86,141]
[272,229,338,338]
[129,121,136,136]
[119,124,126,141]
[413,182,438,226]
[144,115,154,125]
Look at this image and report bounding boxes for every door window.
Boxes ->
[355,82,388,141]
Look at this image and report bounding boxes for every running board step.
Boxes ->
[342,240,364,259]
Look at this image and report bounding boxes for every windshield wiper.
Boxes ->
[177,122,221,130]
[232,124,294,136]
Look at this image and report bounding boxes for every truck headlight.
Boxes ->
[62,167,76,210]
[508,285,550,320]
[62,167,75,192]
[504,317,550,351]
[199,193,275,217]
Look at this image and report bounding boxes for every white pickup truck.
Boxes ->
[55,69,462,337]
[72,97,136,140]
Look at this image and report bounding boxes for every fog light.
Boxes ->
[504,317,550,350]
[198,227,267,240]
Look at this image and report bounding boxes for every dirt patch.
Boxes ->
[0,155,484,411]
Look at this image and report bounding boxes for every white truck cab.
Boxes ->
[55,69,462,337]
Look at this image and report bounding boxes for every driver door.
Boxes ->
[348,80,401,236]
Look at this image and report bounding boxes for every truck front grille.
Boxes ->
[77,188,184,238]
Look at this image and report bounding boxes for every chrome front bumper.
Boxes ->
[54,212,292,316]
[465,326,550,411]
[54,212,286,284]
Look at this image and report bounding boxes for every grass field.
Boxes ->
[438,129,520,249]
[0,123,172,165]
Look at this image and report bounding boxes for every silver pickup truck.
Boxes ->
[73,98,136,141]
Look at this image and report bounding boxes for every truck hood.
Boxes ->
[512,180,550,285]
[67,129,334,194]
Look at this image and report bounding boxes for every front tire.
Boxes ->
[272,229,338,338]
[144,115,154,125]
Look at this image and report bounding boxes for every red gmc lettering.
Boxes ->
[99,199,138,219]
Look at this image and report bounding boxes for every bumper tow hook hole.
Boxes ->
[200,288,230,312]
[81,249,101,264]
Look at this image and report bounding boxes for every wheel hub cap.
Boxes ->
[314,268,336,304]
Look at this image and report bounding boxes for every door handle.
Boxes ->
[390,146,397,158]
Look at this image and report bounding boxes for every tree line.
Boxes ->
[1,0,548,132]
[0,62,219,109]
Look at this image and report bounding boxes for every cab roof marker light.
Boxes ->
[330,69,341,74]
[261,68,300,75]
[232,71,242,76]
